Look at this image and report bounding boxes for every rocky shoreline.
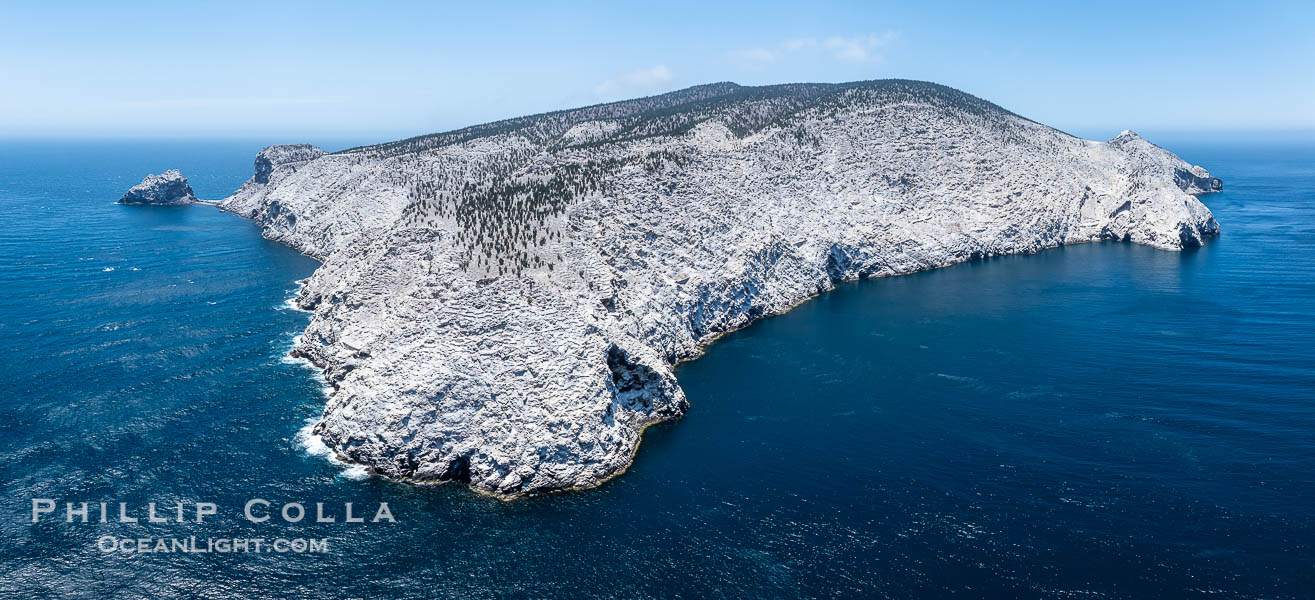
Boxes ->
[130,80,1221,496]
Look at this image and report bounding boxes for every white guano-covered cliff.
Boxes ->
[214,80,1220,496]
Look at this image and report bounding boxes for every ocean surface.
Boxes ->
[0,137,1311,598]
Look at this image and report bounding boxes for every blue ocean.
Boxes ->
[0,137,1311,598]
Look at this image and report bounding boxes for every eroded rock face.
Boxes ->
[215,80,1221,496]
[222,144,328,230]
[118,169,198,205]
[1110,130,1223,197]
[254,144,325,184]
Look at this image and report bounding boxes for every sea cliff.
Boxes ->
[203,80,1218,496]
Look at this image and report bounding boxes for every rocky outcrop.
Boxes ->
[118,169,198,205]
[1109,130,1223,195]
[214,80,1221,496]
[254,144,325,184]
[222,145,326,222]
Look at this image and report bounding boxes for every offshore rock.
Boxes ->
[118,169,198,205]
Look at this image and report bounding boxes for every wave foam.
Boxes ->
[295,418,331,457]
[275,282,311,312]
[295,417,373,481]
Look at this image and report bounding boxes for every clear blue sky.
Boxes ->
[1,0,1311,141]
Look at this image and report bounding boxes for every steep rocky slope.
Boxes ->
[216,80,1220,496]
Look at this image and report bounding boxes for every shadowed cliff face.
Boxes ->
[1175,167,1224,195]
[211,80,1220,496]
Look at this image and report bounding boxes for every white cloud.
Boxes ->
[731,47,777,63]
[595,64,674,96]
[782,38,816,52]
[117,96,349,110]
[626,64,674,86]
[823,32,899,62]
[730,32,899,65]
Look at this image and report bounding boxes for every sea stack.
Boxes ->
[118,169,198,205]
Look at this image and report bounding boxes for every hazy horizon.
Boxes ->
[2,0,1311,139]
[0,118,1309,153]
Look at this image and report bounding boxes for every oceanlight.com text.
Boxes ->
[97,536,330,554]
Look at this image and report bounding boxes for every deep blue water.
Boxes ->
[0,138,1312,599]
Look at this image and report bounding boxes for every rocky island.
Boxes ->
[133,80,1221,496]
[118,169,200,205]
